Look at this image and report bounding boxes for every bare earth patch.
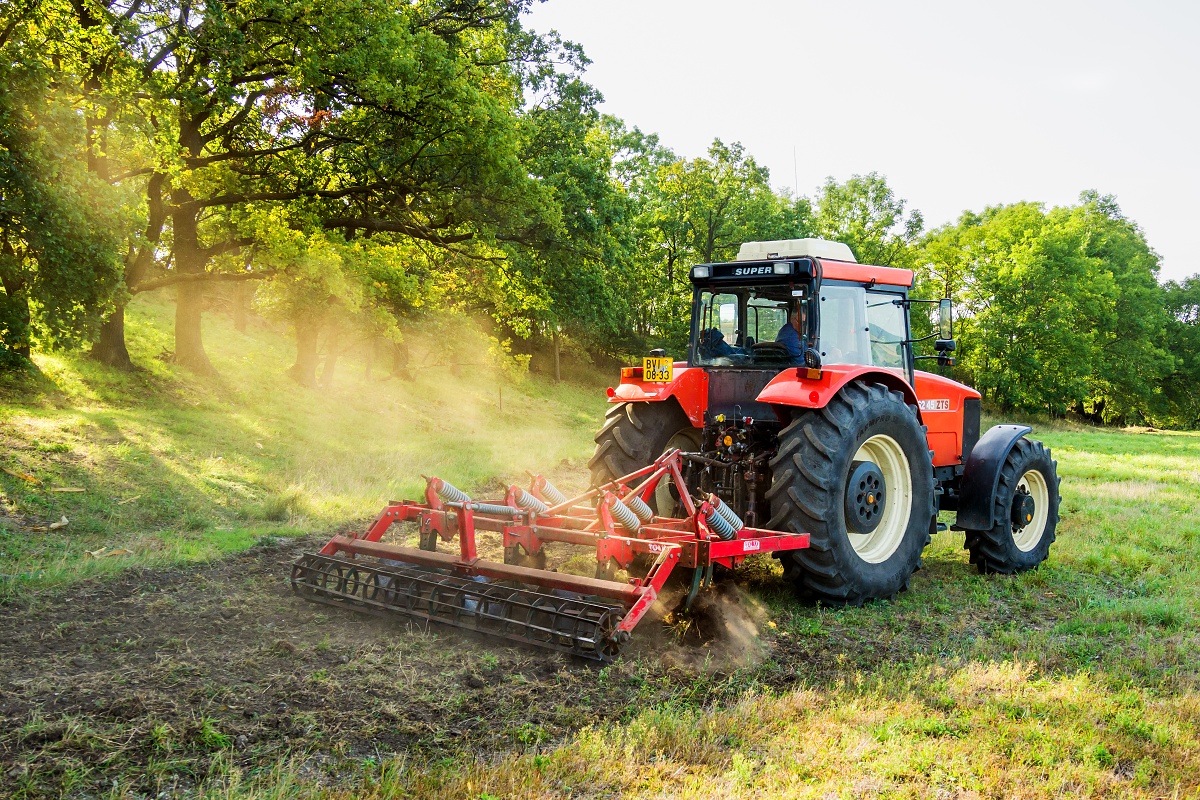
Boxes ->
[3,540,1197,798]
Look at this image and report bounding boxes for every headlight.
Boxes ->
[773,262,791,275]
[692,266,710,279]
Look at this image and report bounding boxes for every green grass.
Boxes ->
[0,292,605,591]
[2,296,1199,798]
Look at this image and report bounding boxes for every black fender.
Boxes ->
[954,424,1032,531]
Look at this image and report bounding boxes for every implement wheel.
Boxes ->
[766,381,936,605]
[963,438,1060,573]
[589,400,700,515]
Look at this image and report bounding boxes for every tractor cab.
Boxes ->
[688,238,914,381]
[684,239,917,425]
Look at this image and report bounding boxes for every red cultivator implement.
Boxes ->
[291,450,810,660]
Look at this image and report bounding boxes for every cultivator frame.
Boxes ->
[291,450,809,660]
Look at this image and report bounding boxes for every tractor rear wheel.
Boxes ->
[766,381,936,605]
[963,438,1060,573]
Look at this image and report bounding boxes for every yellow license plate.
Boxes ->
[642,357,673,383]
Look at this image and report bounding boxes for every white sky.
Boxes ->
[525,0,1200,281]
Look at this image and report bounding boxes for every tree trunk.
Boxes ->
[391,340,410,379]
[288,318,321,386]
[233,281,250,333]
[91,304,133,369]
[13,294,30,361]
[320,327,340,388]
[0,260,31,364]
[171,186,215,374]
[553,330,561,383]
[174,280,214,373]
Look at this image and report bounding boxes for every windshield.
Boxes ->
[694,287,809,367]
[818,285,909,372]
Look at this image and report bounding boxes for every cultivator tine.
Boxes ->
[291,553,625,661]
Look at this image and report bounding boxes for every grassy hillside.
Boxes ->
[0,293,605,592]
[1,296,1198,798]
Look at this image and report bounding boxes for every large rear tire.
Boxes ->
[766,381,936,605]
[963,438,1060,573]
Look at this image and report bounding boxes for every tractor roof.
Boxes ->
[692,237,914,288]
[736,238,856,262]
[820,259,914,288]
[728,238,913,287]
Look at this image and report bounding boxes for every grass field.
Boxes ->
[0,293,605,593]
[1,295,1198,799]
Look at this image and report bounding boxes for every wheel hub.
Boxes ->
[1011,490,1036,530]
[845,460,886,534]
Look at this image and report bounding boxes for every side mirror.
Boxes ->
[938,298,953,340]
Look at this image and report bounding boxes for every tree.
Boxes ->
[1070,192,1172,424]
[813,172,923,267]
[0,3,123,370]
[79,0,567,373]
[920,195,1175,420]
[923,203,1104,414]
[1159,277,1200,428]
[499,78,638,360]
[636,140,806,351]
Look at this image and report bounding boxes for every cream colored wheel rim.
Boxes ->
[848,434,913,563]
[1013,469,1050,552]
[655,430,701,513]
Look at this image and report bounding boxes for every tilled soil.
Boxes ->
[0,538,785,797]
[3,538,1173,798]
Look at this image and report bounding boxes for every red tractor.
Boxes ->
[590,238,1061,605]
[291,239,1060,659]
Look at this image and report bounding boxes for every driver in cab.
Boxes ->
[776,301,810,366]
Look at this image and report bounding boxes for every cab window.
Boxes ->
[866,291,907,369]
[694,288,803,367]
[696,292,739,361]
[748,299,787,344]
[818,286,870,365]
[819,285,910,374]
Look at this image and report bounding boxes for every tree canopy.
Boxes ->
[1,0,1196,427]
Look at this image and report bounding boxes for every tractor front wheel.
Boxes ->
[767,381,936,605]
[963,438,1060,573]
[589,400,700,514]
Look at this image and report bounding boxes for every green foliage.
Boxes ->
[1160,277,1200,427]
[0,5,125,368]
[813,171,923,267]
[1073,192,1173,422]
[921,194,1175,421]
[621,138,807,353]
[0,1,1195,428]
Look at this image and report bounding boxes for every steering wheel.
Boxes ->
[751,341,790,358]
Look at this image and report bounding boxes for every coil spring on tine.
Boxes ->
[514,488,549,514]
[539,478,569,506]
[433,478,471,504]
[624,493,654,523]
[607,496,641,532]
[708,493,745,532]
[704,503,738,541]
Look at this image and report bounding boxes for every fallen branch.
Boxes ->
[1,467,40,484]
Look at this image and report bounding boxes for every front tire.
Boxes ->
[766,381,936,605]
[963,438,1060,573]
[589,401,700,511]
